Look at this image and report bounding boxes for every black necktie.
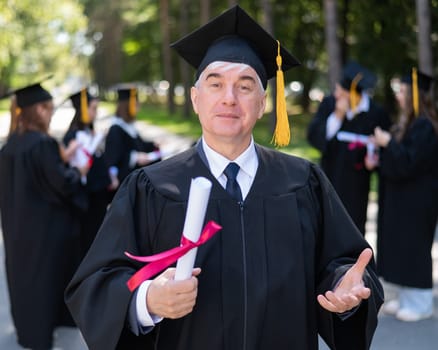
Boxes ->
[224,162,243,202]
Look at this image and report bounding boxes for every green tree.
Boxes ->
[0,0,90,93]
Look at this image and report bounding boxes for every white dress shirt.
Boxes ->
[325,93,371,140]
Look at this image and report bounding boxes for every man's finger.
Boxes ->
[350,248,373,276]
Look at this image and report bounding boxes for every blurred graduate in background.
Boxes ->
[0,79,89,350]
[366,69,438,322]
[62,87,118,260]
[104,84,161,186]
[307,62,392,234]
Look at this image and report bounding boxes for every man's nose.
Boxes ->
[222,85,237,105]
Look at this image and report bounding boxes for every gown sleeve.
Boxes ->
[380,117,438,180]
[65,169,160,350]
[305,164,384,350]
[105,125,125,168]
[30,136,87,210]
[307,96,336,153]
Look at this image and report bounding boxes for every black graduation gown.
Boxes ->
[0,131,87,349]
[377,116,438,288]
[307,95,392,234]
[65,145,383,350]
[63,129,112,259]
[104,123,161,184]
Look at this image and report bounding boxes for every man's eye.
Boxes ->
[239,84,252,92]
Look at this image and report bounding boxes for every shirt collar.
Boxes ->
[112,116,138,138]
[201,137,258,179]
[346,92,370,120]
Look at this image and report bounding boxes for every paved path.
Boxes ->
[0,110,437,349]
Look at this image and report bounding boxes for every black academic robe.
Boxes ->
[0,131,87,349]
[377,116,438,288]
[65,145,383,350]
[105,123,160,184]
[307,95,392,234]
[63,129,112,259]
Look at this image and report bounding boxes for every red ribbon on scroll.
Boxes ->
[125,220,222,292]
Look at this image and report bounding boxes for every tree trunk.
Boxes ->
[180,0,191,118]
[91,7,124,89]
[200,0,211,24]
[416,0,433,75]
[160,0,175,114]
[260,0,277,135]
[323,0,342,92]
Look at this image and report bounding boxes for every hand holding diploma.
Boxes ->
[125,177,220,290]
[337,131,376,158]
[317,248,373,314]
[124,177,221,319]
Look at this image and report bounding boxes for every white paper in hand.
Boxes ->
[174,177,212,280]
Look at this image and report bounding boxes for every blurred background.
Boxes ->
[0,0,437,159]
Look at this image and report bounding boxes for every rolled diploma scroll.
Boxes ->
[337,131,375,157]
[336,131,369,144]
[174,177,212,280]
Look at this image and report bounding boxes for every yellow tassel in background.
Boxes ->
[129,88,137,117]
[272,40,290,147]
[349,73,363,114]
[412,67,419,117]
[80,89,90,124]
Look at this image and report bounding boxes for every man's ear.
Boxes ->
[258,93,267,119]
[35,103,44,116]
[191,86,199,114]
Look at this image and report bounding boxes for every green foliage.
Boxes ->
[2,0,437,119]
[0,0,91,92]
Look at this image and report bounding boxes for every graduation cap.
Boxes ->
[401,68,434,92]
[68,88,97,124]
[170,5,300,147]
[10,77,53,108]
[111,83,139,118]
[401,68,434,117]
[339,61,377,112]
[340,61,377,92]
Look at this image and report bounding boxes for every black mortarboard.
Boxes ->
[170,5,300,147]
[401,68,434,117]
[170,5,300,89]
[339,61,377,92]
[69,88,96,110]
[110,83,139,117]
[401,69,434,92]
[111,83,138,102]
[67,87,97,124]
[12,78,53,108]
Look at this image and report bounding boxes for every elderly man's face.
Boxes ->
[191,62,266,148]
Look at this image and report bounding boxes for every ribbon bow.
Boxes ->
[125,220,222,292]
[348,141,366,150]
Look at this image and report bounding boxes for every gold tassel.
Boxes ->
[80,89,90,124]
[349,73,363,113]
[412,67,419,117]
[271,40,290,147]
[9,102,20,135]
[129,88,137,117]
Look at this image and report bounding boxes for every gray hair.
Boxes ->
[194,61,265,92]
